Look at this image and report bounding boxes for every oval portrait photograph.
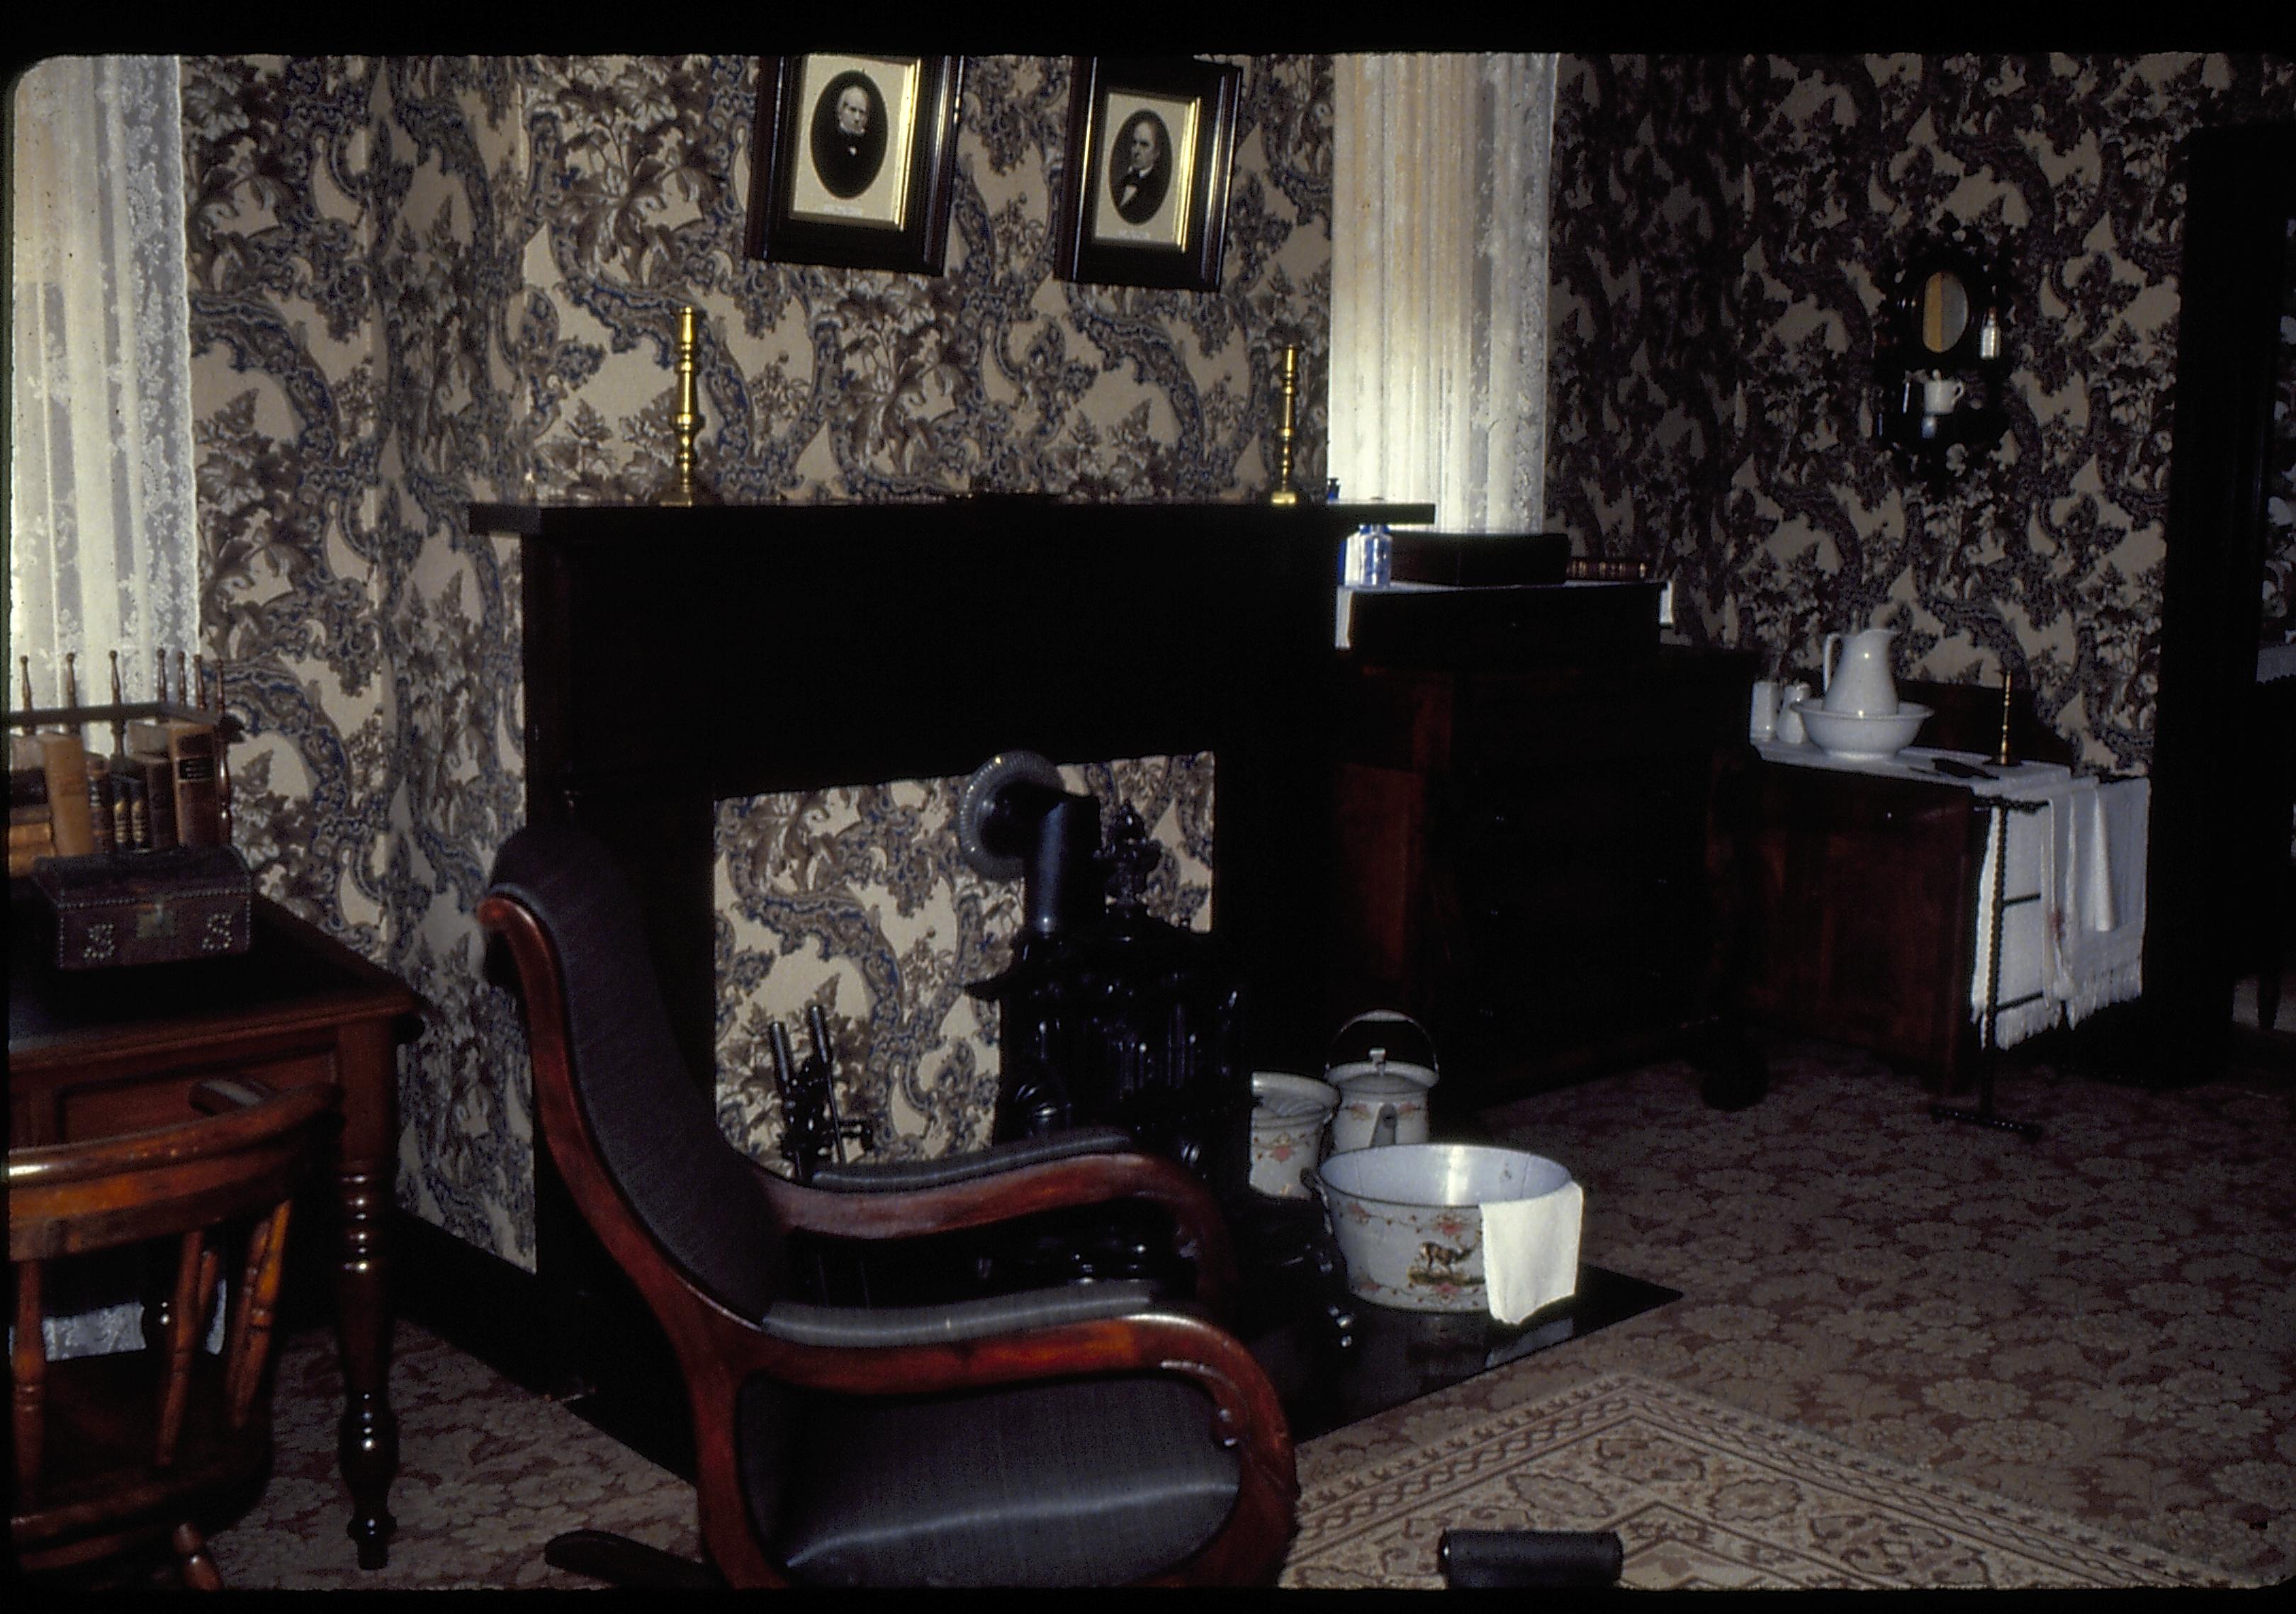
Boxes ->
[1108,108,1171,225]
[809,69,888,200]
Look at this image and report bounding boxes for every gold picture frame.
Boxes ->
[1056,57,1241,293]
[745,55,963,275]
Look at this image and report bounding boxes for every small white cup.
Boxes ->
[1775,682,1812,743]
[1923,376,1966,415]
[1749,679,1780,741]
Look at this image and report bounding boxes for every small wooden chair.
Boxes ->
[9,1078,338,1588]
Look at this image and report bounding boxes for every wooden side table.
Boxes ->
[9,885,424,1569]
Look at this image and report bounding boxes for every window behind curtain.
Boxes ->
[1327,53,1557,536]
[9,55,198,715]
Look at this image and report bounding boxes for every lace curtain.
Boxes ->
[9,55,199,715]
[7,56,201,1363]
[1329,53,1558,534]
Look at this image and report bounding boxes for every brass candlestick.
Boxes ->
[1268,342,1302,506]
[1996,664,2018,767]
[658,305,719,507]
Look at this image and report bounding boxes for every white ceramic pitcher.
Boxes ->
[1821,627,1901,718]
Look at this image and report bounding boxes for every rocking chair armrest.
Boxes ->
[757,1279,1166,1349]
[806,1126,1139,1191]
[723,1302,1292,1458]
[755,1147,1239,1319]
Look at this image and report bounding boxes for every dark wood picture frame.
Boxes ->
[744,55,963,276]
[1055,57,1241,293]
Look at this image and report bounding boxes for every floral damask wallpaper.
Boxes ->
[178,54,1331,1268]
[170,49,2288,1270]
[1545,52,2295,772]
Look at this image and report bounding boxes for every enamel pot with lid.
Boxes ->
[1323,1010,1440,1153]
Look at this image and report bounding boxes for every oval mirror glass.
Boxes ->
[1920,270,1969,354]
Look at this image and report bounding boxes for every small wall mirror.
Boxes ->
[1876,234,2011,485]
[1920,270,1969,354]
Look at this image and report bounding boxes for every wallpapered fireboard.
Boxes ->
[179,52,2289,1269]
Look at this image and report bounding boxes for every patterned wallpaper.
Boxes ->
[1545,53,2296,773]
[179,54,1332,1269]
[172,50,2290,1269]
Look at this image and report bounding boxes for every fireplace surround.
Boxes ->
[468,495,1420,1426]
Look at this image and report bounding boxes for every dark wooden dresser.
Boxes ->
[1324,583,1757,1106]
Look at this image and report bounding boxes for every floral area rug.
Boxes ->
[206,1319,701,1590]
[1472,1040,2295,1582]
[199,1039,2290,1588]
[1282,1370,2258,1588]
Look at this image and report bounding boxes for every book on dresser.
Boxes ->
[166,719,225,848]
[123,720,179,852]
[35,730,98,857]
[11,738,57,876]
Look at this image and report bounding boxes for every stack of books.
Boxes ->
[9,653,228,877]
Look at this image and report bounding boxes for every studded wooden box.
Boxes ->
[28,846,254,969]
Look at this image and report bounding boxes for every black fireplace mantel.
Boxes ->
[469,497,1430,1083]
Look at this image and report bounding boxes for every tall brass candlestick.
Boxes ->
[659,304,718,507]
[1996,664,2018,767]
[1268,342,1302,506]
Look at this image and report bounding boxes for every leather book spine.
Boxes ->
[110,764,150,851]
[36,731,98,857]
[167,721,225,848]
[128,750,179,850]
[83,752,116,854]
[9,762,54,875]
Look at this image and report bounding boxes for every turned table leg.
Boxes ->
[332,1022,402,1570]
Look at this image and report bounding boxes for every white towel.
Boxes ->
[1481,1180,1582,1326]
[2052,776,2149,1024]
[1969,773,2076,1048]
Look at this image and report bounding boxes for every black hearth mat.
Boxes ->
[1249,1264,1681,1443]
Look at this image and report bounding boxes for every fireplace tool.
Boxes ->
[767,1005,874,1184]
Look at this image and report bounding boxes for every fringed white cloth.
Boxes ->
[2051,777,2150,1026]
[1755,742,2149,1049]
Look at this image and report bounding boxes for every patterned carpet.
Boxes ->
[1283,1372,2247,1588]
[1469,1037,2295,1584]
[192,1036,2289,1589]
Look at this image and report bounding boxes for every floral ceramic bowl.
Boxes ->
[1310,1143,1575,1312]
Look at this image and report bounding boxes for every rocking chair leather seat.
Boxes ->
[751,1368,1242,1586]
[478,824,1295,1587]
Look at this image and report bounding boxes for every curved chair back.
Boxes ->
[9,1079,338,1584]
[481,824,784,1320]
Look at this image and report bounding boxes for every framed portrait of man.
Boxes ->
[1056,57,1241,293]
[745,55,962,275]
